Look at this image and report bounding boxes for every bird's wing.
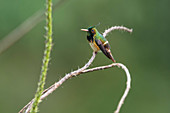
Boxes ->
[95,39,112,59]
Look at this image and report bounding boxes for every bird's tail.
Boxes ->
[111,57,116,63]
[105,48,116,63]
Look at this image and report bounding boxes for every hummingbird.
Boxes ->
[81,26,116,63]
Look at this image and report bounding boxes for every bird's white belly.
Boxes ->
[89,43,101,52]
[89,43,98,51]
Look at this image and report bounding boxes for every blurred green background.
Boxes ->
[0,0,169,113]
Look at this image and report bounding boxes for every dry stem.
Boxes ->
[103,26,133,37]
[19,52,97,113]
[19,62,131,113]
[81,63,131,113]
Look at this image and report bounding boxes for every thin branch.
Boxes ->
[113,63,131,113]
[80,63,131,113]
[40,52,96,100]
[19,59,131,113]
[103,26,133,37]
[0,0,68,55]
[19,52,97,113]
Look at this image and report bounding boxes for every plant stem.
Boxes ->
[30,0,53,113]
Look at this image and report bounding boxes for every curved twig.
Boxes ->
[19,62,131,113]
[103,26,133,37]
[19,52,97,113]
[113,63,131,113]
[81,63,131,113]
[80,63,131,113]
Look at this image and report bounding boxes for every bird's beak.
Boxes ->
[81,29,88,32]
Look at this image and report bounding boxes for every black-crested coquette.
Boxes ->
[81,26,116,62]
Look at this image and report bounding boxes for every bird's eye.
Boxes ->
[91,29,95,33]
